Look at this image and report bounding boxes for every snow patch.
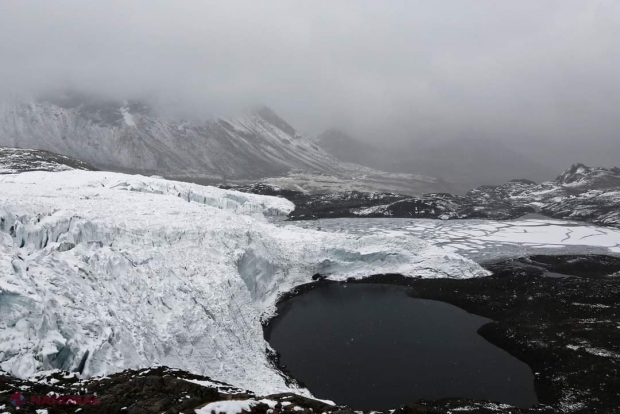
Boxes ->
[120,105,136,127]
[195,399,261,414]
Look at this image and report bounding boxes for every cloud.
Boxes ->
[1,0,619,166]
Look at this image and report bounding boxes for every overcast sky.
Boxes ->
[1,1,619,167]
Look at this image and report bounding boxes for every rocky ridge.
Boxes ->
[223,164,620,228]
[0,147,97,174]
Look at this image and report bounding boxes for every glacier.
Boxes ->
[0,171,487,395]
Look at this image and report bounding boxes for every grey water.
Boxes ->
[265,283,537,410]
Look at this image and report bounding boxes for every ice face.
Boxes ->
[0,171,487,395]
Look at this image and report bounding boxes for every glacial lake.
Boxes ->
[265,283,538,410]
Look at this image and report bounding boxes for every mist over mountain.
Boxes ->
[1,1,620,170]
[315,129,387,170]
[0,92,339,180]
[316,129,557,191]
[0,91,457,194]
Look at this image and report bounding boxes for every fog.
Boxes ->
[1,1,619,168]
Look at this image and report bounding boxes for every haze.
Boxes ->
[1,0,619,169]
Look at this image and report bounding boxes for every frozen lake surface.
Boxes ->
[284,215,620,261]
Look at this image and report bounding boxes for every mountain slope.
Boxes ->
[314,128,389,169]
[0,93,458,195]
[0,147,97,174]
[315,130,557,191]
[0,94,342,179]
[392,138,557,188]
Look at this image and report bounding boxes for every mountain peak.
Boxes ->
[555,163,620,188]
[253,106,298,138]
[567,163,589,173]
[0,96,343,180]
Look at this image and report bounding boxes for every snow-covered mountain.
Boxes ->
[552,163,620,189]
[0,93,340,179]
[0,170,485,393]
[0,93,453,194]
[0,147,97,174]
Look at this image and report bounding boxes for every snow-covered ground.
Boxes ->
[288,216,620,261]
[0,171,486,395]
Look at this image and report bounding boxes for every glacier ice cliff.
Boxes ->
[0,171,488,395]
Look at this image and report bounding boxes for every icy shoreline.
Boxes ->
[0,171,487,395]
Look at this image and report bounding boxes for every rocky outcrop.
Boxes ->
[0,366,547,413]
[225,164,620,228]
[0,147,97,174]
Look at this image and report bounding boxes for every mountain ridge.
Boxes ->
[0,147,97,174]
[0,93,454,195]
[225,163,620,228]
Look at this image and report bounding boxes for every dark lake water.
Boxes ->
[265,283,537,410]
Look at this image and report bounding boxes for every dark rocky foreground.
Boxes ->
[2,255,619,414]
[220,164,620,228]
[0,366,552,414]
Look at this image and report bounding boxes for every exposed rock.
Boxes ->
[0,147,97,174]
[407,254,620,414]
[0,367,547,413]
[224,164,620,228]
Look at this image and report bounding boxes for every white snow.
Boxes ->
[0,170,486,396]
[194,398,289,414]
[120,105,136,127]
[195,399,259,414]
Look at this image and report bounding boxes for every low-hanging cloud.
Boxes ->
[1,0,619,168]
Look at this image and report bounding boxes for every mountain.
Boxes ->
[553,163,620,189]
[0,93,341,179]
[391,138,558,188]
[0,92,456,195]
[0,147,97,174]
[314,128,389,169]
[315,130,557,192]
